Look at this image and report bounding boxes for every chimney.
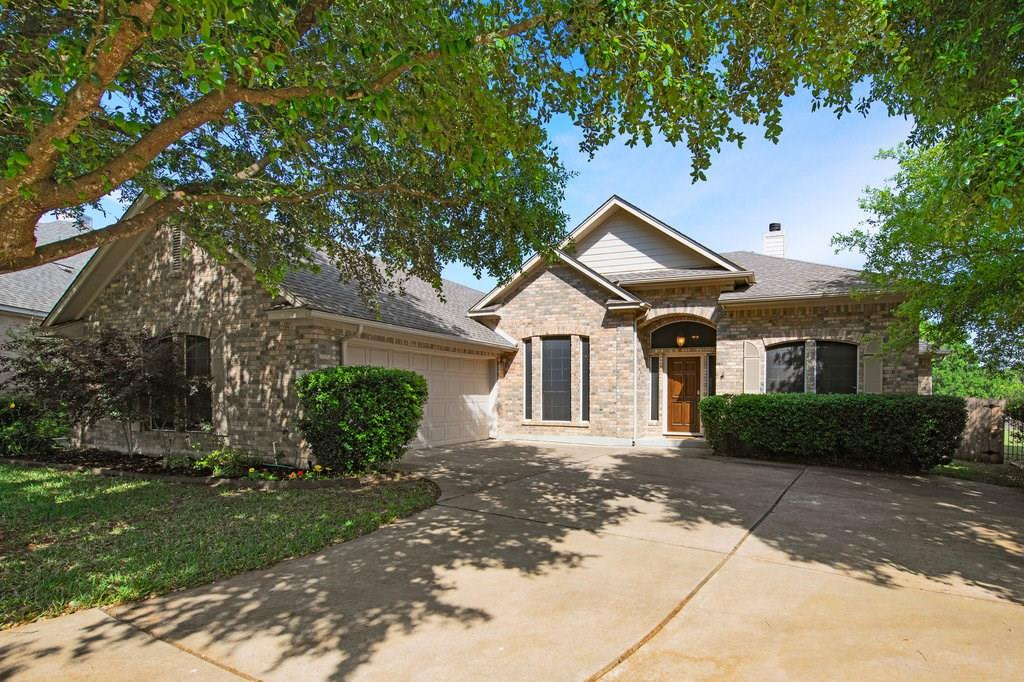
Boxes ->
[762,222,784,258]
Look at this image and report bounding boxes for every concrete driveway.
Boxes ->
[3,441,1023,680]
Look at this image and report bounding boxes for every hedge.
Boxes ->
[296,366,429,474]
[699,393,967,473]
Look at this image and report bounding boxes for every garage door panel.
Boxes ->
[346,344,492,447]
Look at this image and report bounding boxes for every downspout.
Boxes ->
[632,316,638,447]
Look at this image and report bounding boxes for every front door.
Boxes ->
[667,356,701,433]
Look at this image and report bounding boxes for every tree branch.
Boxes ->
[0,0,159,205]
[38,12,556,211]
[0,195,180,274]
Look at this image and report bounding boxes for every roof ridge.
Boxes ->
[721,250,862,273]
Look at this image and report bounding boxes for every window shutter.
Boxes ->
[862,338,883,394]
[742,342,761,394]
[864,357,883,393]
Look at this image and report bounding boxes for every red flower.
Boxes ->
[297,470,304,477]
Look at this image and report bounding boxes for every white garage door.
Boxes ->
[345,344,494,447]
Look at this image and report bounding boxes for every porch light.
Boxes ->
[675,335,686,347]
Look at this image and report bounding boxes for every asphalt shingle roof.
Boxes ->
[718,251,865,302]
[0,221,94,314]
[282,252,513,348]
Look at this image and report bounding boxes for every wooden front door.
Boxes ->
[667,356,701,433]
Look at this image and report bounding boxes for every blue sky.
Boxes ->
[443,89,913,292]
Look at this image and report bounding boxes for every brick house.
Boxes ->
[44,195,933,460]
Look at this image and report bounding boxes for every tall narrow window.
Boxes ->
[523,339,532,419]
[185,335,213,429]
[542,337,571,421]
[707,355,716,396]
[580,337,590,422]
[149,336,177,430]
[650,357,660,420]
[766,342,806,393]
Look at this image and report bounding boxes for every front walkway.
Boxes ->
[3,441,1023,680]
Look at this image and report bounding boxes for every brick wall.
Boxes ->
[493,272,923,443]
[77,226,336,464]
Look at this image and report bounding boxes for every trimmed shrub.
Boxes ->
[297,366,428,474]
[0,395,69,456]
[699,393,967,473]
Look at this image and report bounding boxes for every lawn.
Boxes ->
[0,462,438,628]
[931,459,1024,489]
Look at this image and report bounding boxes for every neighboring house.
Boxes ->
[44,196,934,459]
[0,220,93,343]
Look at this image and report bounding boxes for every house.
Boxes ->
[44,196,933,460]
[0,221,93,342]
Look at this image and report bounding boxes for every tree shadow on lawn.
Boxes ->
[3,442,1023,680]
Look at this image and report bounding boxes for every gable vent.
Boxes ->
[170,226,183,271]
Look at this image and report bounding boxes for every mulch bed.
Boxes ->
[0,448,395,490]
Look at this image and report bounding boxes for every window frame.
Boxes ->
[148,333,213,432]
[523,338,533,420]
[541,336,572,422]
[765,341,806,394]
[814,341,859,394]
[580,336,590,423]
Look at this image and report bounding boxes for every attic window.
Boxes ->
[170,226,183,271]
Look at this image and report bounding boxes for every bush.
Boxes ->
[699,393,967,473]
[0,395,68,456]
[192,446,253,477]
[297,366,429,474]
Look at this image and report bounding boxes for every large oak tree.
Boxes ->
[0,0,1019,303]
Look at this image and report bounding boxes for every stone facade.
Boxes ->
[490,273,924,444]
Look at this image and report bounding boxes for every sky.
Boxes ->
[442,89,913,292]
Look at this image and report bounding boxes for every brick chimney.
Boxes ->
[762,222,784,258]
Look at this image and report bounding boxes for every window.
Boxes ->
[581,337,590,422]
[523,339,532,419]
[766,342,805,393]
[650,357,659,420]
[815,342,858,394]
[651,321,716,349]
[184,335,213,428]
[707,355,716,396]
[542,337,571,421]
[148,334,213,431]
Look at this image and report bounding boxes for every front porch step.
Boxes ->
[635,437,712,452]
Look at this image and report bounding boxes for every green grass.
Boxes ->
[0,463,438,628]
[931,459,1024,489]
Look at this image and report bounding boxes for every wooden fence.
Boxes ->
[956,398,1005,463]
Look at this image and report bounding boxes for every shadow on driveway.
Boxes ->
[2,440,1022,680]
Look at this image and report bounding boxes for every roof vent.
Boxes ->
[763,222,784,258]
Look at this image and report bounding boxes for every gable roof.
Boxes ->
[0,221,95,316]
[282,252,513,348]
[43,210,511,350]
[470,195,740,311]
[718,251,866,303]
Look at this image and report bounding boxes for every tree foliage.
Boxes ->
[835,2,1024,367]
[0,0,901,291]
[931,342,1024,401]
[0,327,186,451]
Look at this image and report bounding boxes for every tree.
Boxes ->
[0,0,911,292]
[833,3,1024,368]
[0,327,186,452]
[836,87,1024,368]
[931,342,1024,400]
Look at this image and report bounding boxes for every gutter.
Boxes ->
[718,291,899,309]
[267,307,516,353]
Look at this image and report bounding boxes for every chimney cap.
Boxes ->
[768,222,782,232]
